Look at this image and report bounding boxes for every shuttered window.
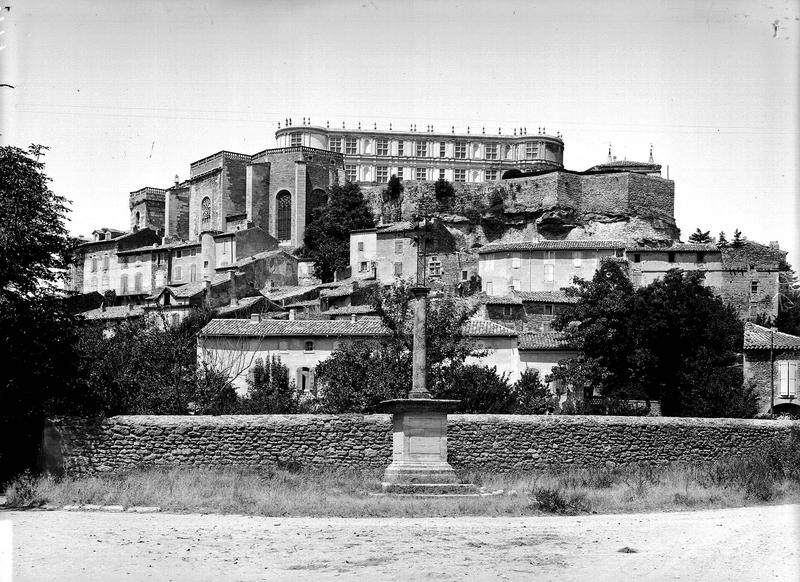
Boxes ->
[779,361,798,397]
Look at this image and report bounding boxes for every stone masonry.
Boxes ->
[44,415,798,476]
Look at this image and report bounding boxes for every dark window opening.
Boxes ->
[668,252,675,263]
[277,191,292,241]
[633,253,641,263]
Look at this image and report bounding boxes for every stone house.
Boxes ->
[721,241,786,321]
[627,243,723,288]
[743,322,800,416]
[518,331,581,394]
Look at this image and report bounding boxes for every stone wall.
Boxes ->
[44,415,798,476]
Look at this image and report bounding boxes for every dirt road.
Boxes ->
[2,504,798,581]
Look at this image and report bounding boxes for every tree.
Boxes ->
[384,174,404,201]
[239,355,301,413]
[434,178,455,200]
[437,365,514,413]
[551,261,751,417]
[301,182,375,282]
[513,368,556,414]
[0,145,83,481]
[731,229,744,248]
[688,228,712,243]
[717,231,729,247]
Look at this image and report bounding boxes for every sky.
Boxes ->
[2,0,798,265]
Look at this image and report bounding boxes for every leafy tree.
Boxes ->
[688,228,712,243]
[551,261,751,417]
[239,355,301,413]
[0,145,83,481]
[434,178,455,201]
[384,174,404,201]
[437,365,514,413]
[513,368,556,414]
[717,231,729,247]
[731,228,744,248]
[302,182,375,282]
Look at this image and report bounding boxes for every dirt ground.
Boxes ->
[2,504,798,581]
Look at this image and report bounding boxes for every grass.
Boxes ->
[4,448,800,517]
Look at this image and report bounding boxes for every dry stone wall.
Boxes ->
[44,415,798,476]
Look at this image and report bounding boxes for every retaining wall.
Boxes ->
[44,415,799,476]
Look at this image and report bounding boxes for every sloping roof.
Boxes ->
[320,285,354,298]
[743,322,800,351]
[477,240,626,254]
[167,274,228,298]
[518,332,576,350]
[283,299,321,309]
[478,294,523,306]
[463,320,518,337]
[214,295,265,316]
[626,243,720,253]
[228,249,297,269]
[263,285,322,302]
[199,318,390,338]
[80,305,146,321]
[376,221,416,234]
[514,290,579,304]
[321,304,378,316]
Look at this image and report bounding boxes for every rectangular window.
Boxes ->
[485,169,497,181]
[461,270,469,281]
[119,256,127,269]
[345,137,357,155]
[191,248,198,257]
[394,262,403,276]
[454,168,466,182]
[526,143,538,159]
[697,252,705,263]
[511,278,521,290]
[103,255,110,270]
[377,139,389,156]
[415,141,427,157]
[503,305,512,316]
[511,257,521,269]
[290,133,302,147]
[360,261,368,272]
[176,250,182,258]
[486,281,493,295]
[376,166,388,183]
[634,253,641,263]
[749,304,758,317]
[397,141,404,156]
[173,266,182,281]
[439,142,446,157]
[189,264,197,282]
[120,275,128,294]
[454,142,466,159]
[544,264,554,282]
[439,169,446,180]
[544,250,555,261]
[428,256,442,277]
[90,256,97,272]
[668,252,676,263]
[357,241,364,252]
[485,143,498,160]
[573,251,582,268]
[329,137,342,153]
[779,361,798,398]
[415,167,426,181]
[394,240,403,254]
[345,165,357,182]
[751,281,759,294]
[544,304,554,316]
[395,167,404,179]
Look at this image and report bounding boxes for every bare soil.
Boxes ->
[2,504,798,581]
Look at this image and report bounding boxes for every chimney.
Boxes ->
[250,313,261,323]
[289,308,296,321]
[228,270,238,306]
[350,314,357,322]
[770,241,780,250]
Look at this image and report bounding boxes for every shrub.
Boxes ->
[4,470,41,507]
[513,368,555,414]
[436,365,514,413]
[240,356,301,414]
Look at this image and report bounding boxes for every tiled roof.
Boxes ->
[514,290,579,304]
[283,300,321,309]
[377,221,416,234]
[214,295,265,316]
[478,294,523,306]
[626,243,720,253]
[80,305,146,320]
[199,318,390,338]
[743,322,800,351]
[229,249,296,269]
[320,285,354,298]
[169,274,228,298]
[117,240,201,255]
[477,240,626,254]
[321,304,378,315]
[463,320,518,337]
[263,285,319,301]
[518,332,576,350]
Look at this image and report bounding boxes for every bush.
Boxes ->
[4,470,41,507]
[513,368,555,414]
[530,486,590,514]
[240,356,302,414]
[435,365,514,413]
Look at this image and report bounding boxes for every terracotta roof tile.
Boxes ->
[214,296,265,316]
[514,290,579,304]
[518,332,576,350]
[199,318,390,338]
[743,322,800,350]
[477,240,626,254]
[321,304,378,315]
[463,320,517,337]
[80,305,146,320]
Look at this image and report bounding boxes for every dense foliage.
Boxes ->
[550,260,754,417]
[0,145,84,481]
[301,182,374,282]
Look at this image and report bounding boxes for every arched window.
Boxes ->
[134,272,143,292]
[135,211,141,228]
[120,274,128,294]
[102,253,110,271]
[201,197,211,230]
[276,191,292,241]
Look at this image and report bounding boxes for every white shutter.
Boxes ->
[790,361,798,397]
[779,361,790,397]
